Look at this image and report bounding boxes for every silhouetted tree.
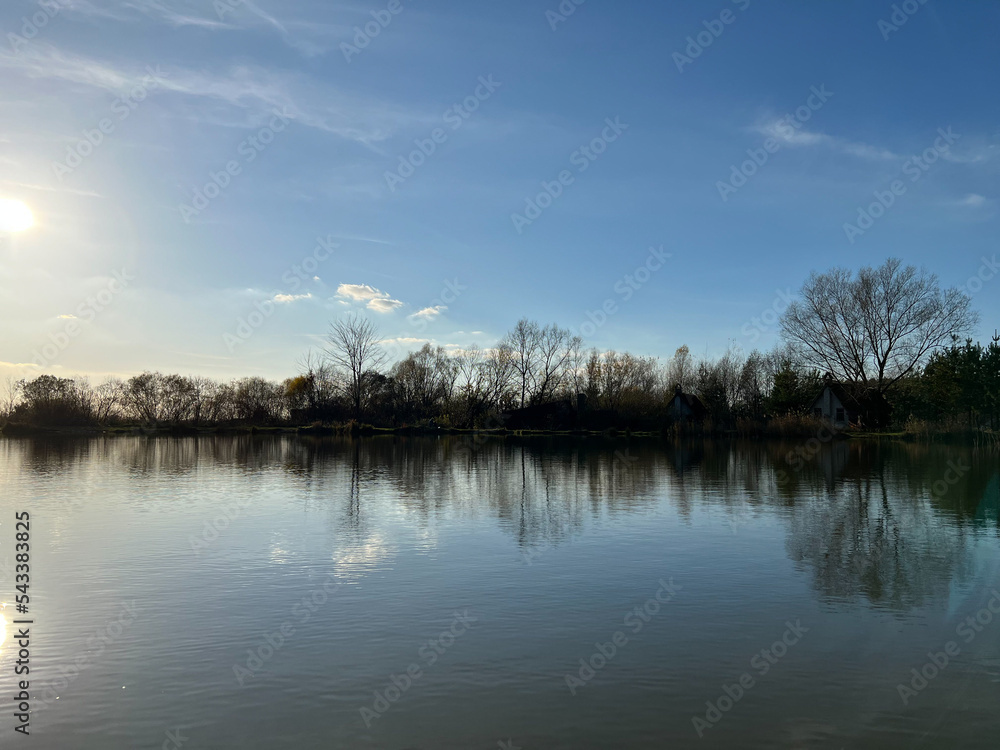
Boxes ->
[781,258,977,398]
[323,314,386,419]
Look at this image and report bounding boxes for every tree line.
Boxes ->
[3,258,997,434]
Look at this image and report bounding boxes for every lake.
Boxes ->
[0,435,998,749]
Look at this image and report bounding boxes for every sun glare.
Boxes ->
[0,199,35,233]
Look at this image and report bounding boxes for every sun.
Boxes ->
[0,199,34,233]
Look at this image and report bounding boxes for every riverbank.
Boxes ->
[2,421,996,446]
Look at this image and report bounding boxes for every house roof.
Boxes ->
[811,379,889,412]
[669,391,708,415]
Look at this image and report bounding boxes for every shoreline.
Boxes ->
[1,422,995,446]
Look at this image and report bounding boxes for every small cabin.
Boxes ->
[811,381,857,428]
[810,377,891,429]
[667,385,707,422]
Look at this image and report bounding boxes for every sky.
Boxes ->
[0,0,997,383]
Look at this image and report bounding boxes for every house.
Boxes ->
[666,385,708,422]
[810,376,891,429]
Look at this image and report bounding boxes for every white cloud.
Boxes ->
[121,0,234,29]
[410,305,447,320]
[272,292,312,303]
[755,119,897,160]
[367,297,404,313]
[336,283,402,313]
[63,0,344,56]
[0,43,434,147]
[0,179,103,198]
[838,142,897,161]
[336,283,385,301]
[757,120,827,147]
[958,193,987,207]
[382,337,431,346]
[943,144,998,165]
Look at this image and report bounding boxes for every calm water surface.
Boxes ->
[0,436,998,749]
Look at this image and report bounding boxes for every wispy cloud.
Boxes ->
[272,292,312,303]
[949,193,989,209]
[64,0,345,57]
[336,284,386,302]
[0,179,102,198]
[367,297,404,313]
[123,0,233,29]
[942,143,998,165]
[336,283,403,313]
[0,43,434,146]
[410,305,447,320]
[382,336,431,346]
[755,119,898,160]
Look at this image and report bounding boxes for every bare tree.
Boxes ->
[123,372,165,424]
[501,319,581,407]
[93,378,124,424]
[780,258,977,396]
[665,345,694,391]
[462,343,516,413]
[1,376,19,420]
[503,318,541,408]
[533,323,582,404]
[587,350,658,413]
[390,344,448,417]
[323,314,387,419]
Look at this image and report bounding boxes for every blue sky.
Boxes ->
[0,0,997,382]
